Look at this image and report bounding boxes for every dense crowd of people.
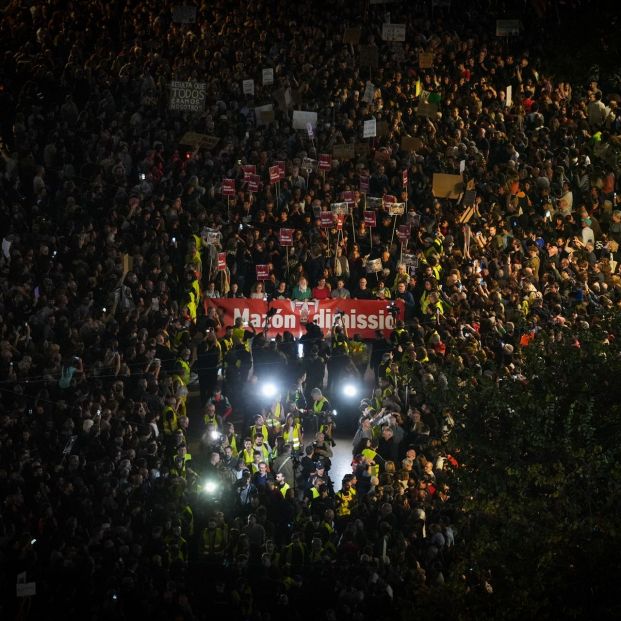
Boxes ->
[1,0,619,619]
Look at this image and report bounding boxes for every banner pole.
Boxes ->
[390,215,398,246]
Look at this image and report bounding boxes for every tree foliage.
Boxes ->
[443,314,621,620]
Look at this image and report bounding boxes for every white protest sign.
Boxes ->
[169,81,206,112]
[2,238,11,258]
[363,118,377,138]
[362,81,375,104]
[242,79,255,96]
[16,572,36,598]
[262,68,274,86]
[382,23,406,42]
[506,84,513,107]
[459,159,466,174]
[292,110,318,130]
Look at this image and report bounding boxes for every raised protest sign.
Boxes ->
[363,81,375,104]
[363,118,377,139]
[269,165,280,183]
[343,27,362,45]
[402,169,408,186]
[172,5,197,23]
[222,178,236,197]
[364,211,377,226]
[179,132,219,150]
[255,104,275,126]
[419,51,434,69]
[383,195,397,205]
[366,258,383,273]
[279,228,294,246]
[248,174,261,193]
[320,212,335,228]
[276,160,286,179]
[333,143,356,160]
[217,252,227,271]
[169,81,206,112]
[256,265,270,281]
[341,191,355,204]
[331,202,349,216]
[301,157,317,172]
[360,175,370,193]
[397,224,411,242]
[262,68,274,86]
[359,45,379,68]
[506,84,513,107]
[496,19,521,36]
[432,173,464,199]
[382,23,406,42]
[319,154,332,171]
[389,203,406,216]
[207,299,404,339]
[292,110,318,130]
[242,79,255,96]
[242,164,256,180]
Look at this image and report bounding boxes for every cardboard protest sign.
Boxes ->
[362,81,375,104]
[292,110,318,130]
[419,51,434,69]
[459,159,466,174]
[256,265,270,280]
[332,143,356,160]
[359,175,370,193]
[248,174,261,193]
[496,19,521,36]
[506,84,513,107]
[432,173,464,199]
[457,204,477,224]
[262,68,274,86]
[417,101,439,117]
[397,224,411,242]
[269,165,280,183]
[217,252,227,271]
[364,211,377,226]
[205,230,221,245]
[401,136,423,152]
[367,196,383,208]
[319,154,332,171]
[242,79,255,96]
[242,164,257,180]
[172,5,197,23]
[363,118,377,138]
[255,104,275,126]
[389,202,406,216]
[279,228,294,246]
[122,253,133,274]
[301,157,317,172]
[382,23,406,42]
[179,132,219,149]
[222,178,236,197]
[169,81,206,112]
[359,45,379,68]
[320,212,335,228]
[403,253,418,267]
[276,160,286,179]
[343,27,362,45]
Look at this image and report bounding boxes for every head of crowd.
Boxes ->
[0,0,618,618]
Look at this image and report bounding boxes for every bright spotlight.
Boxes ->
[343,384,358,398]
[203,480,218,494]
[210,430,220,441]
[261,382,277,398]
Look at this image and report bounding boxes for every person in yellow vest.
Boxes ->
[203,402,223,431]
[240,438,255,466]
[223,422,239,456]
[305,477,324,506]
[361,438,383,478]
[282,415,303,452]
[161,396,179,437]
[335,478,356,522]
[391,262,410,292]
[249,414,269,443]
[252,433,271,463]
[310,388,331,437]
[275,471,290,498]
[175,348,192,385]
[201,515,228,558]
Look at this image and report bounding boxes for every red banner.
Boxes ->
[359,175,369,193]
[256,265,270,280]
[269,165,280,183]
[364,210,376,226]
[217,252,227,270]
[206,299,404,338]
[279,228,294,246]
[222,178,236,197]
[319,154,332,171]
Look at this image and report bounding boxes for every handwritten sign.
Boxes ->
[242,79,255,96]
[262,68,274,86]
[169,81,206,112]
[363,118,377,138]
[382,23,406,42]
[419,51,434,69]
[363,81,375,104]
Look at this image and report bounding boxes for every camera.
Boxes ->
[386,303,400,316]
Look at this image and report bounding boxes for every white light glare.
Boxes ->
[210,430,220,441]
[262,382,277,398]
[343,384,358,398]
[203,481,218,494]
